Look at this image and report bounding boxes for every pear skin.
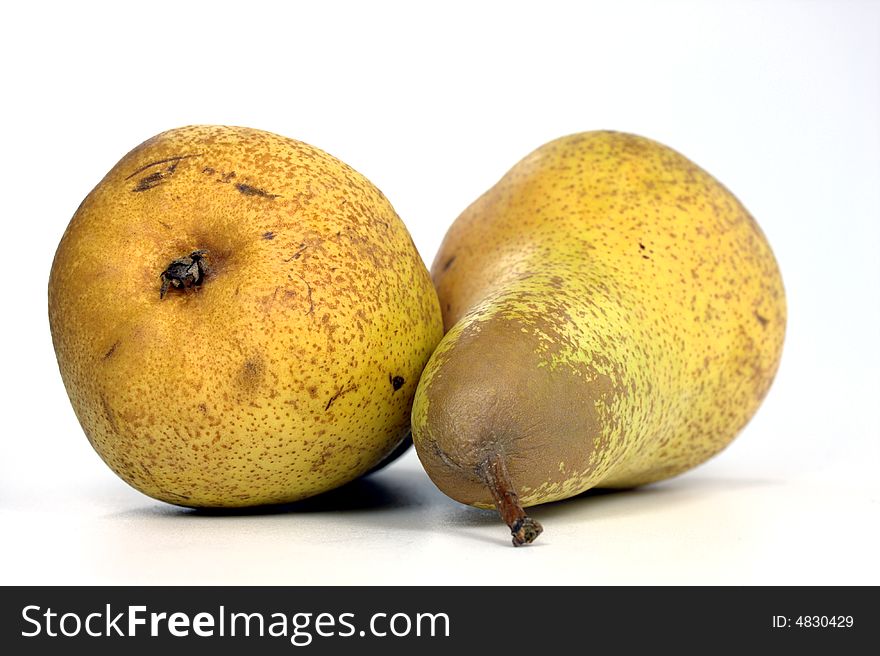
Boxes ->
[412,131,786,545]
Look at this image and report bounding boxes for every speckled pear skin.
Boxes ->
[49,125,443,507]
[412,131,785,510]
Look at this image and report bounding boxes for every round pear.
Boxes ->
[50,125,443,507]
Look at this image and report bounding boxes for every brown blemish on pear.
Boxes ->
[420,311,615,497]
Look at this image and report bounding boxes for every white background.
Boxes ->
[1,0,878,585]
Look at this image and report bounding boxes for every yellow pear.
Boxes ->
[49,125,442,507]
[412,131,786,545]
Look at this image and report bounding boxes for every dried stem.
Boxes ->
[480,454,543,547]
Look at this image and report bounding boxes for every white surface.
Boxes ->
[2,0,879,585]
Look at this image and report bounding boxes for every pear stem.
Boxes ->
[480,454,543,547]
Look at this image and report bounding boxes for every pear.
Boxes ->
[412,131,786,545]
[49,125,443,507]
